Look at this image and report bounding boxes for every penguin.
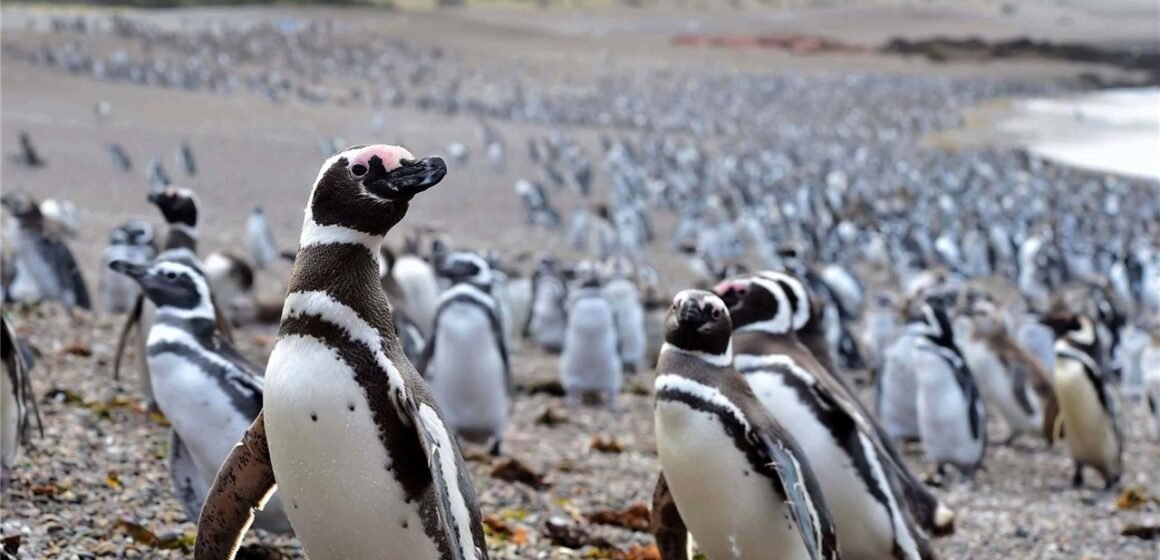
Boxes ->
[107,256,291,533]
[712,275,939,558]
[178,140,197,177]
[391,252,441,338]
[602,256,647,374]
[957,294,1056,445]
[503,267,533,350]
[560,263,622,407]
[378,245,428,366]
[244,207,279,270]
[1043,312,1123,489]
[99,219,157,314]
[744,271,953,537]
[108,142,132,171]
[1142,326,1160,441]
[203,252,255,319]
[113,186,233,411]
[908,298,987,479]
[525,256,568,353]
[652,289,839,560]
[878,321,924,443]
[195,145,488,560]
[0,192,91,309]
[13,132,44,167]
[419,251,511,456]
[148,158,172,191]
[1,315,43,491]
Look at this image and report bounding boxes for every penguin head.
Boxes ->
[439,251,493,289]
[0,192,41,222]
[109,257,213,318]
[665,289,732,357]
[712,275,793,335]
[755,271,812,331]
[147,187,199,228]
[309,144,447,237]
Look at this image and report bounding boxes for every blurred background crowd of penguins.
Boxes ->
[2,120,1159,552]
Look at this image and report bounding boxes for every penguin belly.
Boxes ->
[147,350,290,531]
[394,256,439,337]
[961,340,1042,435]
[1142,345,1160,440]
[428,304,509,443]
[655,399,811,560]
[604,281,646,372]
[745,370,918,560]
[1,366,19,474]
[506,278,532,347]
[878,337,922,441]
[915,352,982,468]
[1053,359,1120,473]
[560,299,621,395]
[265,335,441,559]
[530,283,566,352]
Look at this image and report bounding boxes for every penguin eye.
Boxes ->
[710,307,721,320]
[165,272,178,280]
[737,287,748,296]
[351,164,368,177]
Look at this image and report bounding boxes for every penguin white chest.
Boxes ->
[264,335,439,560]
[1053,359,1118,467]
[654,400,809,560]
[1,367,19,469]
[428,304,509,440]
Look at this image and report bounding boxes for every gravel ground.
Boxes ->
[2,3,1159,559]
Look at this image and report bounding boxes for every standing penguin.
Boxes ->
[391,252,441,338]
[525,256,568,353]
[909,299,987,479]
[1,192,91,309]
[195,145,487,560]
[1044,312,1123,488]
[1,315,42,491]
[652,289,839,560]
[560,263,622,407]
[711,274,939,559]
[420,251,511,456]
[99,219,157,313]
[1142,325,1160,441]
[244,207,279,270]
[107,256,291,533]
[602,256,647,374]
[958,295,1056,445]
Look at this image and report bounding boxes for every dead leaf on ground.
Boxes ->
[462,449,495,465]
[114,519,195,551]
[105,471,122,490]
[1115,485,1153,510]
[585,503,651,532]
[614,544,661,560]
[60,341,92,357]
[1122,523,1160,540]
[491,458,550,490]
[590,435,626,454]
[542,517,613,550]
[519,379,565,397]
[483,515,529,546]
[536,405,569,426]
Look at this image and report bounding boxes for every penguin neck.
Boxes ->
[154,311,216,340]
[165,223,198,253]
[286,234,397,340]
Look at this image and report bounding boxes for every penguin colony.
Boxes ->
[3,14,1160,560]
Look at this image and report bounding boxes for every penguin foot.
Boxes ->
[489,439,503,458]
[1102,473,1121,491]
[1072,463,1085,488]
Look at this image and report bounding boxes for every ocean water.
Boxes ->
[997,87,1160,181]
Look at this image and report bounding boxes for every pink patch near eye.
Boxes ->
[350,144,414,173]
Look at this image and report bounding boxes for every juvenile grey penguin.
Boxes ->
[560,262,622,407]
[244,207,279,270]
[653,289,839,560]
[711,274,938,559]
[108,256,291,532]
[99,219,157,313]
[1,192,91,309]
[908,299,987,479]
[195,145,488,560]
[525,256,568,353]
[602,256,646,374]
[1044,312,1123,488]
[1,315,42,491]
[419,251,512,456]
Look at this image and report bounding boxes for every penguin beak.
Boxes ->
[678,299,707,326]
[147,191,166,205]
[364,157,447,201]
[108,260,147,279]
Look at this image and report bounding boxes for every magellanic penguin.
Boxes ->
[1043,311,1123,489]
[99,219,157,313]
[112,186,233,411]
[652,289,839,560]
[245,207,279,270]
[907,298,987,479]
[747,271,954,538]
[525,255,568,353]
[195,145,488,560]
[1,192,91,310]
[378,245,428,366]
[957,294,1056,445]
[419,251,512,456]
[710,274,939,559]
[602,256,647,374]
[560,262,622,407]
[391,250,441,339]
[1,315,43,491]
[107,256,291,533]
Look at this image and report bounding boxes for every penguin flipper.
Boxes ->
[113,294,145,381]
[168,430,208,522]
[757,432,839,560]
[196,412,278,560]
[211,294,234,344]
[651,473,690,560]
[411,401,488,560]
